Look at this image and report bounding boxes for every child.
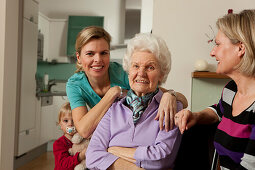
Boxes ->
[53,102,86,170]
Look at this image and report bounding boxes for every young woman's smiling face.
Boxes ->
[128,51,163,97]
[210,30,243,75]
[77,38,110,79]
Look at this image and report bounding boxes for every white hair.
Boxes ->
[123,33,171,85]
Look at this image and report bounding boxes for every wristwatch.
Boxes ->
[168,89,177,98]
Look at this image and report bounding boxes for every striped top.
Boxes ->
[209,80,255,170]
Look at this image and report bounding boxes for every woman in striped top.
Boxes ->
[175,9,255,169]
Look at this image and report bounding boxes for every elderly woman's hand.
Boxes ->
[174,109,197,134]
[155,92,177,132]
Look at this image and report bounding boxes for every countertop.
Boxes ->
[36,91,66,97]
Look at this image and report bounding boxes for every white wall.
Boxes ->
[37,0,126,45]
[153,0,255,107]
[126,0,141,9]
[0,0,19,169]
[140,0,153,33]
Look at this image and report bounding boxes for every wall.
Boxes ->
[0,0,20,169]
[37,62,76,81]
[153,0,255,107]
[140,0,153,33]
[37,0,125,45]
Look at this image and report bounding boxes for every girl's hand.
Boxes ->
[155,92,177,131]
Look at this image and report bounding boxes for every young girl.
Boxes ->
[53,102,86,170]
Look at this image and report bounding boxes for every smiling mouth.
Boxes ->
[135,80,149,84]
[91,66,104,70]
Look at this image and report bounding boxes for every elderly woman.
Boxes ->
[86,33,183,170]
[66,26,188,142]
[175,9,255,169]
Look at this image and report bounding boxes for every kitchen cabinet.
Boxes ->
[48,19,69,62]
[191,72,230,112]
[38,14,69,63]
[38,13,50,62]
[67,16,104,56]
[23,0,38,24]
[52,96,69,139]
[17,0,39,156]
[40,97,55,145]
[40,96,68,145]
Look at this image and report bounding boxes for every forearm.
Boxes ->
[73,88,120,138]
[108,147,136,163]
[78,147,87,162]
[109,158,145,170]
[196,108,219,124]
[159,87,188,108]
[175,92,188,108]
[86,109,120,169]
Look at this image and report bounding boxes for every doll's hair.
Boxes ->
[57,102,72,124]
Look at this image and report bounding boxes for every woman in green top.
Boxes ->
[66,26,188,139]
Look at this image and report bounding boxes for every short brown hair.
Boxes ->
[75,26,111,73]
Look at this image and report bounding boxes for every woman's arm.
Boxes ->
[85,106,119,170]
[239,125,255,169]
[72,86,121,138]
[108,128,181,169]
[156,87,188,131]
[108,158,145,170]
[159,87,188,108]
[174,108,219,134]
[108,147,136,163]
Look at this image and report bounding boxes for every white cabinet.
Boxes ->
[40,96,68,145]
[23,0,38,24]
[49,20,68,62]
[38,13,69,62]
[38,13,50,61]
[40,99,55,145]
[19,18,37,132]
[52,96,69,139]
[17,0,39,156]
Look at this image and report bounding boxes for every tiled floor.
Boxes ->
[17,152,54,170]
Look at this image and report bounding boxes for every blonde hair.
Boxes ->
[216,9,255,77]
[57,102,72,124]
[123,33,171,85]
[75,26,111,73]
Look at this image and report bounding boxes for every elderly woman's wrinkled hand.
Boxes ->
[174,109,197,134]
[155,92,177,132]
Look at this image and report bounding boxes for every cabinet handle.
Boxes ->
[29,16,34,22]
[25,130,30,135]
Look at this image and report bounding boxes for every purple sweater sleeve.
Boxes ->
[85,107,118,170]
[134,102,183,169]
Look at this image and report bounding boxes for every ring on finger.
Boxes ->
[119,86,123,97]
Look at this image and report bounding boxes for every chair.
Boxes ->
[173,123,218,170]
